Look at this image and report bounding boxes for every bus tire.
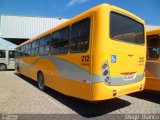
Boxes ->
[0,64,7,71]
[37,71,45,91]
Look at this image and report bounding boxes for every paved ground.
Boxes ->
[0,71,160,118]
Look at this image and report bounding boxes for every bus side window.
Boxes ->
[25,44,29,56]
[45,35,52,55]
[50,31,60,54]
[17,48,20,58]
[70,18,90,53]
[35,40,40,56]
[79,18,90,51]
[31,41,36,56]
[59,27,70,54]
[9,50,15,58]
[28,43,31,56]
[21,46,24,57]
[24,45,28,56]
[21,45,25,57]
[19,47,22,57]
[39,37,45,55]
[0,50,6,58]
[147,35,160,59]
[24,45,26,56]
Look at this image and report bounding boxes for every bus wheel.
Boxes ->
[38,72,45,91]
[0,64,7,71]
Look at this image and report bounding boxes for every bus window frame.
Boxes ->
[9,50,15,59]
[0,50,6,58]
[69,17,91,53]
[43,34,52,56]
[109,11,145,46]
[16,17,92,56]
[147,35,160,60]
[50,26,70,55]
[59,27,70,54]
[38,37,46,56]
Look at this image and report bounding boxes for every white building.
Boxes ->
[0,14,68,45]
[0,14,159,47]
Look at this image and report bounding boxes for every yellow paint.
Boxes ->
[146,28,160,91]
[145,77,160,91]
[16,4,146,101]
[91,78,145,101]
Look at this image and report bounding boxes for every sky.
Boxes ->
[0,0,160,47]
[0,0,160,25]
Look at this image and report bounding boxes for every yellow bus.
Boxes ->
[15,4,146,101]
[146,28,160,91]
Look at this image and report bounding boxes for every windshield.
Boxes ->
[110,11,144,45]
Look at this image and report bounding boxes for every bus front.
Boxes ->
[91,5,146,101]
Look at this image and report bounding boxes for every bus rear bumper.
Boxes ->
[91,78,145,101]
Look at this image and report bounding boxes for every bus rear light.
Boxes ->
[104,76,110,84]
[103,70,108,76]
[102,61,111,85]
[102,64,107,69]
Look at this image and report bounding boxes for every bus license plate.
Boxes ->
[124,74,135,81]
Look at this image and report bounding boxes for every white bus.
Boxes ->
[0,48,15,71]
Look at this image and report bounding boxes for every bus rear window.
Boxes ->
[110,12,144,45]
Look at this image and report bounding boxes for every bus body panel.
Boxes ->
[15,4,146,101]
[17,13,93,100]
[91,5,146,84]
[18,55,93,100]
[91,78,145,101]
[146,29,160,91]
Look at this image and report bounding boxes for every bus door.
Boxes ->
[8,50,15,69]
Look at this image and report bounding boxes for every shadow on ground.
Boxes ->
[128,90,160,104]
[0,69,15,71]
[15,73,131,118]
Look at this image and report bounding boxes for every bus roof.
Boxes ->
[146,28,160,36]
[16,3,145,49]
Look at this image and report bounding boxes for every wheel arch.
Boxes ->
[0,63,7,71]
[37,70,43,80]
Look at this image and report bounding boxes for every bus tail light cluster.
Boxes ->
[102,61,111,84]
